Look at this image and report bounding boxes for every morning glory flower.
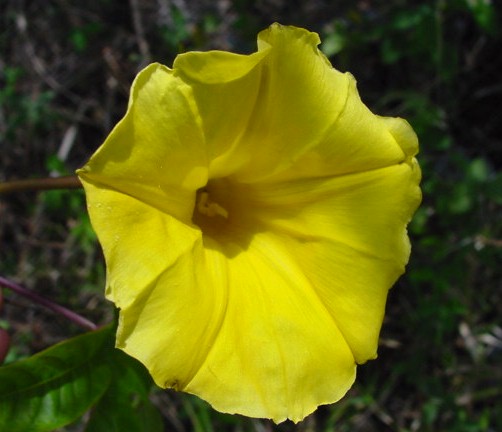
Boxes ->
[77,24,421,423]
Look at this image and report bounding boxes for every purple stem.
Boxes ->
[0,276,97,331]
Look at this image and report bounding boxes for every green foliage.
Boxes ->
[0,67,55,142]
[69,23,103,53]
[0,326,112,431]
[0,325,162,432]
[465,0,497,34]
[84,339,163,432]
[159,5,191,52]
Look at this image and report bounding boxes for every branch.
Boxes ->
[0,276,97,331]
[0,175,82,195]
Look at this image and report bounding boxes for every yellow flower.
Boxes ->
[77,24,421,423]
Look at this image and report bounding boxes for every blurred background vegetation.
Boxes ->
[1,0,501,431]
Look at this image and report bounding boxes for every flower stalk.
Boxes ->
[0,175,82,195]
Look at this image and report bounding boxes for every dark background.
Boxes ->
[1,1,501,430]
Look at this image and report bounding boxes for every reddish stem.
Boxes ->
[0,276,97,331]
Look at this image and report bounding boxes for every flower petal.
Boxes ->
[173,47,269,178]
[257,79,415,183]
[78,63,207,223]
[240,161,421,361]
[78,185,230,391]
[77,184,200,309]
[116,236,229,391]
[233,24,351,181]
[185,233,356,423]
[173,24,351,180]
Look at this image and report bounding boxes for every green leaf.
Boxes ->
[448,182,472,214]
[486,173,502,204]
[0,325,114,432]
[85,349,163,432]
[321,31,346,57]
[467,158,489,183]
[465,0,497,35]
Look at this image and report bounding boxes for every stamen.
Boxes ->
[197,191,229,219]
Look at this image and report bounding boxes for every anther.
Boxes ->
[197,191,229,219]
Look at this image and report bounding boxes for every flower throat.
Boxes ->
[192,183,231,239]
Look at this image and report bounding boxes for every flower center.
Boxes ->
[192,182,232,240]
[196,190,229,219]
[192,179,255,254]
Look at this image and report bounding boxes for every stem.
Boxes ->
[0,175,82,194]
[0,276,97,331]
